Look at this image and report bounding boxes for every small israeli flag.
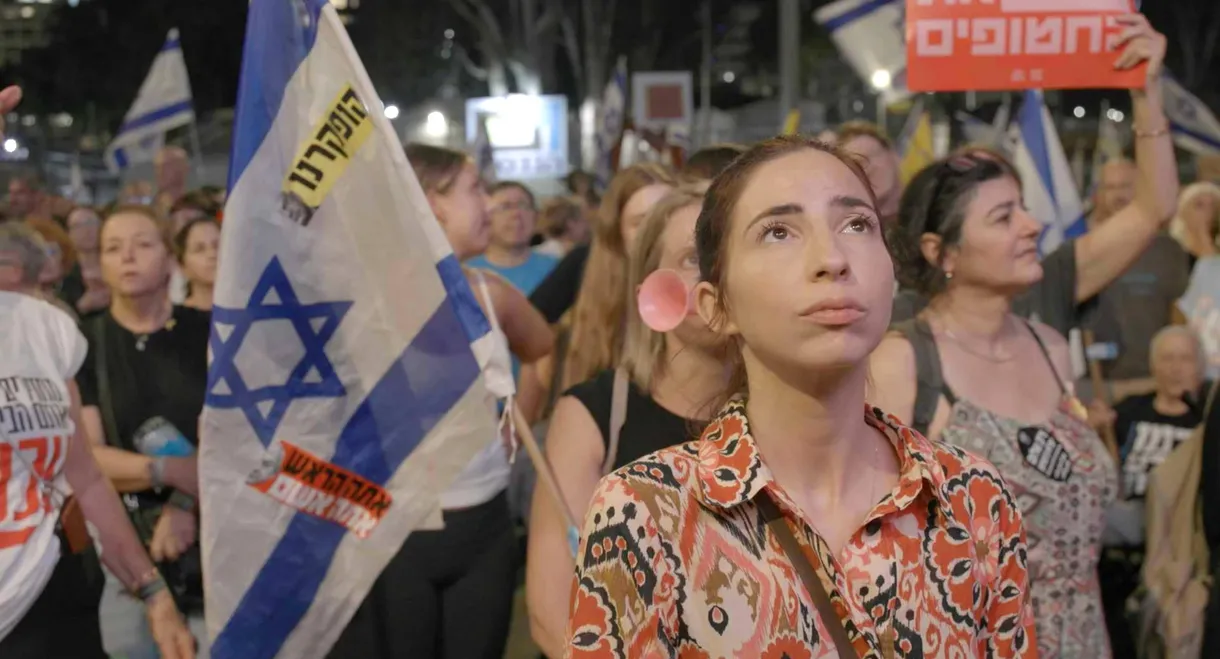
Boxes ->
[1009,90,1086,255]
[104,29,195,172]
[1163,74,1220,156]
[595,56,627,190]
[814,0,910,105]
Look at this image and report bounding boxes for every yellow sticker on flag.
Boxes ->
[280,85,372,225]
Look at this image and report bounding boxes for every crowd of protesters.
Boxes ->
[2,12,1220,659]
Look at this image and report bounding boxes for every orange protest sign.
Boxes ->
[906,0,1145,92]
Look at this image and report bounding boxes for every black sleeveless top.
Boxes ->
[564,369,700,471]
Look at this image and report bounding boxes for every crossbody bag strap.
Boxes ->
[756,494,859,659]
[92,316,157,542]
[602,367,629,476]
[92,316,122,449]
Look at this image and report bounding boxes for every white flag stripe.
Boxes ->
[202,1,498,657]
[105,29,194,171]
[814,0,911,105]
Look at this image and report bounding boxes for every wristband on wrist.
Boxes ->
[1134,124,1169,139]
[137,574,169,603]
[130,568,165,600]
[167,490,196,512]
[148,457,166,489]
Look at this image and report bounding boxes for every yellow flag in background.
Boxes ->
[783,109,801,135]
[899,110,935,186]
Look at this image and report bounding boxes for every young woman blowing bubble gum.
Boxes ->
[564,136,1034,658]
[526,187,727,657]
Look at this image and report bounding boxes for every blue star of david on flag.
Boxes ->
[207,257,352,446]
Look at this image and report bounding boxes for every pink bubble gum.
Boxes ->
[637,269,691,333]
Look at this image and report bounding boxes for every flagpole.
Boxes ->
[510,403,580,549]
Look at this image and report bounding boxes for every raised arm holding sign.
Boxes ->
[1070,14,1179,305]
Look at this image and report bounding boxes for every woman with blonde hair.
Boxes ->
[560,163,676,387]
[517,164,675,427]
[525,186,726,657]
[76,205,210,658]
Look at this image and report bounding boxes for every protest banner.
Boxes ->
[906,0,1144,92]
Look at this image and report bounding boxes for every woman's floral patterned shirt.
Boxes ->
[565,401,1036,658]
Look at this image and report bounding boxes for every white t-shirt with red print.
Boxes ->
[0,291,86,641]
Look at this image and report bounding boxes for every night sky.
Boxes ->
[2,0,1216,136]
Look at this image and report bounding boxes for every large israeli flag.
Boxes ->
[1009,90,1086,254]
[200,1,499,657]
[1163,74,1220,156]
[104,29,195,172]
[814,0,910,105]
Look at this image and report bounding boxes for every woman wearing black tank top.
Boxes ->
[525,187,727,658]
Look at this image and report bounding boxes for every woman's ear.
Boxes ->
[918,233,943,269]
[694,281,737,337]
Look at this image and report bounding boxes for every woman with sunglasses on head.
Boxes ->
[565,135,1034,658]
[890,18,1177,340]
[0,222,194,659]
[526,186,727,657]
[869,18,1169,657]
